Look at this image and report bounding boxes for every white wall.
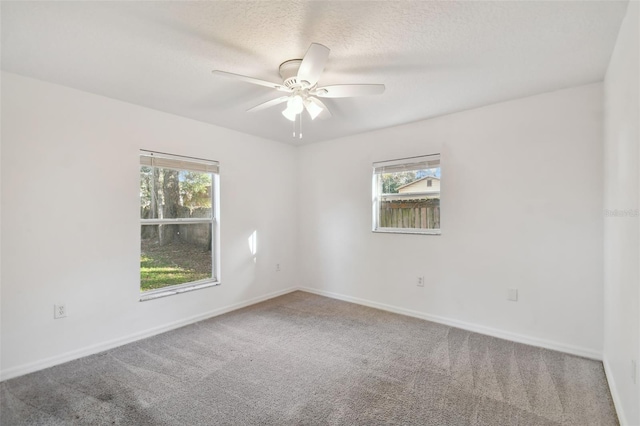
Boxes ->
[603,1,640,424]
[298,83,604,358]
[0,72,298,380]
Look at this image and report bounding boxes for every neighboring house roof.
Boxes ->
[381,193,440,201]
[396,176,440,191]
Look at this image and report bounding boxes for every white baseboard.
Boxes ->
[1,285,603,382]
[298,287,602,361]
[603,357,628,426]
[0,287,298,382]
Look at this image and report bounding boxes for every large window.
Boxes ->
[372,154,441,235]
[139,151,220,300]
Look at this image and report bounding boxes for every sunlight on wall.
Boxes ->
[248,230,257,262]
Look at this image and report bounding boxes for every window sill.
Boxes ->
[373,228,441,236]
[139,280,220,302]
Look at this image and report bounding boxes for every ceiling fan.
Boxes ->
[212,43,385,125]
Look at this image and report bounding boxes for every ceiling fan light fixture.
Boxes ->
[304,99,323,120]
[282,94,304,121]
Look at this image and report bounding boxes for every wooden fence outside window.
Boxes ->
[379,198,440,229]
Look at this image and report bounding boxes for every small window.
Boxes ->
[372,154,441,235]
[140,151,220,300]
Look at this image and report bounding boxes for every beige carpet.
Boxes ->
[1,291,618,425]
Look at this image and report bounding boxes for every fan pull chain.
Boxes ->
[291,114,303,139]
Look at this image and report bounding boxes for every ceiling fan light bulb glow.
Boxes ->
[305,100,323,120]
[287,95,304,114]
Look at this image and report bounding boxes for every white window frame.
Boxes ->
[372,154,441,235]
[139,150,221,301]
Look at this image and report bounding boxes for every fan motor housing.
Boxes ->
[279,59,307,89]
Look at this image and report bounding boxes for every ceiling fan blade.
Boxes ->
[246,96,289,112]
[306,97,332,120]
[314,84,385,98]
[297,43,330,87]
[212,70,288,92]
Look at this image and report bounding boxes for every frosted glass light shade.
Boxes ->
[287,95,304,114]
[282,107,297,121]
[305,99,323,120]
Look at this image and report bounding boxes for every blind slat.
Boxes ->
[140,151,219,174]
[373,154,440,174]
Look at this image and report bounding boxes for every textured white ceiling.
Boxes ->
[1,1,629,145]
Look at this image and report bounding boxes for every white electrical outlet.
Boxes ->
[54,304,66,319]
[276,264,281,272]
[632,360,637,384]
[417,276,425,287]
[507,289,518,302]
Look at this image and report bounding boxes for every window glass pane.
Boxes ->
[140,167,213,220]
[378,166,440,230]
[140,166,153,219]
[140,223,213,292]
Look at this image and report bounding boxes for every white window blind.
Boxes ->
[373,154,440,174]
[140,150,219,174]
